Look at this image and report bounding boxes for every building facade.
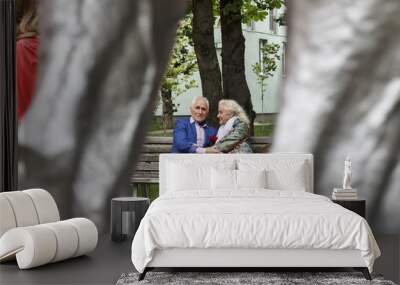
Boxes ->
[155,10,287,117]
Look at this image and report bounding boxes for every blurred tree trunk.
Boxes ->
[220,0,255,134]
[161,90,174,131]
[18,0,187,233]
[273,0,400,233]
[192,0,223,128]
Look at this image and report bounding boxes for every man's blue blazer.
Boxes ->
[171,118,217,153]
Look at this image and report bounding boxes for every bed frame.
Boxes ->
[141,248,370,280]
[138,153,371,281]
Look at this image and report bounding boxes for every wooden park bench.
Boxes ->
[131,136,272,196]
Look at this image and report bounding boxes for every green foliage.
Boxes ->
[252,42,280,110]
[161,15,198,97]
[244,0,285,24]
[241,1,268,24]
[253,42,280,79]
[148,117,165,132]
[147,117,175,135]
[242,0,284,24]
[160,14,198,126]
[220,0,243,22]
[213,0,284,26]
[254,123,274,136]
[147,185,159,202]
[134,185,159,202]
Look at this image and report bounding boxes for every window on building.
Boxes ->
[282,42,287,76]
[259,39,268,71]
[269,9,277,33]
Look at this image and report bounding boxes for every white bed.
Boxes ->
[131,153,380,280]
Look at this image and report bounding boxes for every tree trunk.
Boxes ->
[192,0,223,128]
[161,90,174,131]
[220,0,255,134]
[274,0,400,233]
[18,0,186,233]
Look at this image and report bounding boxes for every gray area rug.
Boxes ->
[116,272,396,285]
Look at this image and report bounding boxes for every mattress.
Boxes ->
[131,190,380,273]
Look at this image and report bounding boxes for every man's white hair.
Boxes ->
[218,99,250,125]
[190,96,209,110]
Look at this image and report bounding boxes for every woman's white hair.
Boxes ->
[218,99,250,125]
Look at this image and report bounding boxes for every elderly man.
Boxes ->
[171,96,217,153]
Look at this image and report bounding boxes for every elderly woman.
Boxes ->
[201,99,253,153]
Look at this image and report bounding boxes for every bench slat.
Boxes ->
[142,145,171,153]
[139,154,160,162]
[133,171,159,177]
[251,144,271,153]
[132,136,272,187]
[135,162,159,171]
[131,177,159,183]
[145,137,173,144]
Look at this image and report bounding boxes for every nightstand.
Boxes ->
[110,197,150,242]
[332,199,366,218]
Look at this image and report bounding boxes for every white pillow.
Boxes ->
[211,168,236,191]
[167,160,235,191]
[267,167,307,192]
[211,169,267,191]
[236,169,267,189]
[238,159,309,192]
[168,163,210,191]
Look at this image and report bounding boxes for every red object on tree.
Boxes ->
[209,135,218,145]
[16,36,39,121]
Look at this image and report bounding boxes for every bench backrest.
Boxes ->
[131,136,272,184]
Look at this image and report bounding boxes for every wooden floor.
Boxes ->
[0,235,133,285]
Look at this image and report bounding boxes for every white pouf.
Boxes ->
[0,196,17,237]
[0,189,98,269]
[0,189,60,236]
[0,191,40,227]
[23,189,60,223]
[0,218,98,269]
[42,221,79,262]
[0,225,57,268]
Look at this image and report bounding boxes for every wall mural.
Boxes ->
[18,0,399,234]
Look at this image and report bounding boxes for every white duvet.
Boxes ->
[131,190,380,273]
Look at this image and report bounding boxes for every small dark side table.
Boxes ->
[332,199,366,218]
[111,197,150,242]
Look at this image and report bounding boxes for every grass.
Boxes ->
[254,123,274,137]
[147,117,175,137]
[134,184,159,202]
[148,117,164,132]
[148,130,173,137]
[147,117,275,137]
